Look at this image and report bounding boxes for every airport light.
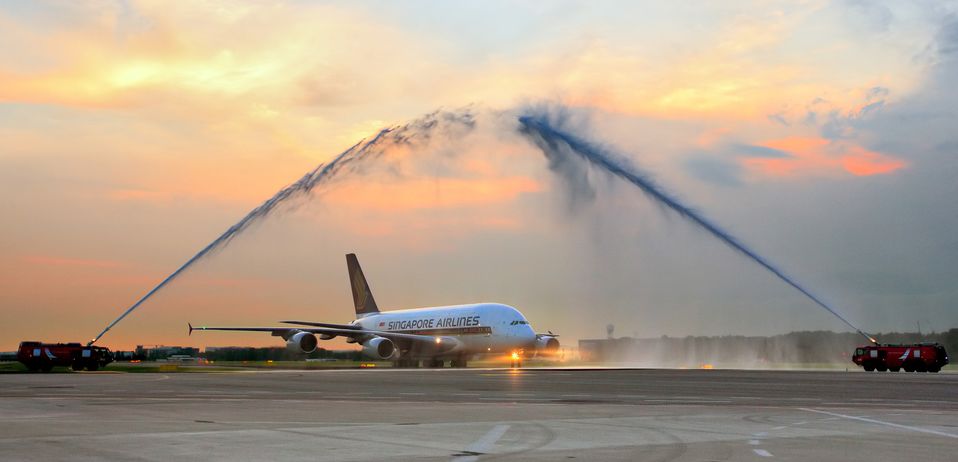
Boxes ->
[510,351,522,368]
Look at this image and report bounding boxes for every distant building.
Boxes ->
[134,345,200,361]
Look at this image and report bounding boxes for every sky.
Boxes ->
[1,0,957,351]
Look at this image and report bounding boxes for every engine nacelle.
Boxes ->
[535,335,560,356]
[362,337,396,360]
[286,331,318,354]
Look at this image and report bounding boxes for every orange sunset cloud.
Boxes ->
[744,136,906,178]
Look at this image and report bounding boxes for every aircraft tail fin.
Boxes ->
[346,253,379,316]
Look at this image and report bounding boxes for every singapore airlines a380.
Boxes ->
[190,253,559,367]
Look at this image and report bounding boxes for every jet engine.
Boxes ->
[535,334,560,356]
[286,331,318,354]
[362,337,396,360]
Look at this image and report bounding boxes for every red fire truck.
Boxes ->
[17,341,114,372]
[852,343,948,373]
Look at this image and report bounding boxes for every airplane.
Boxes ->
[189,253,559,368]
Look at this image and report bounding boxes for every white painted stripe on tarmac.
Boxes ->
[753,449,773,457]
[456,424,510,462]
[800,408,958,439]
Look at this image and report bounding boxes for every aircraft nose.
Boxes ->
[525,326,537,346]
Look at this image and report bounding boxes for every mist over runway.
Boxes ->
[1,369,956,461]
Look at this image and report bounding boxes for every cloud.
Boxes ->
[730,143,792,159]
[743,136,906,177]
[936,15,958,57]
[767,112,789,126]
[0,1,447,124]
[840,147,906,176]
[682,133,905,185]
[684,156,742,187]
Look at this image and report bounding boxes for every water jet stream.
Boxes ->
[89,109,476,345]
[517,113,877,344]
[87,107,875,346]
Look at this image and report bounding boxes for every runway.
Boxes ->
[1,368,956,461]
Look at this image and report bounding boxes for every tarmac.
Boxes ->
[1,368,956,461]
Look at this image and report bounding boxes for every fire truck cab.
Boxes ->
[852,343,948,373]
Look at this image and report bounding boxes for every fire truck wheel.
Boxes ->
[71,363,84,371]
[41,364,53,372]
[876,365,887,372]
[863,363,875,372]
[929,367,940,373]
[889,367,900,372]
[903,363,914,372]
[915,363,927,373]
[86,363,99,372]
[26,364,40,372]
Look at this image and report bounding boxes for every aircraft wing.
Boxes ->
[188,323,457,345]
[279,320,361,330]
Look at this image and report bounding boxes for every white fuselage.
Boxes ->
[353,303,536,359]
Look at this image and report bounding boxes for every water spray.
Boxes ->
[88,110,475,346]
[517,113,878,345]
[86,106,877,346]
[86,136,369,346]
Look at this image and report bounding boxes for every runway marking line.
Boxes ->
[800,408,958,439]
[753,448,773,457]
[453,424,510,462]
